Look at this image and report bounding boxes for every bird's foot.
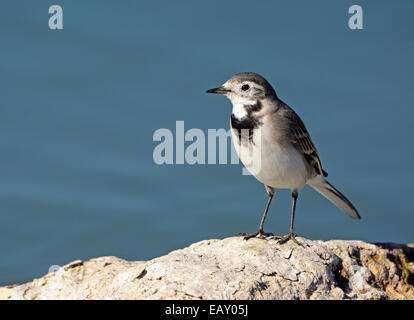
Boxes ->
[276,231,300,245]
[240,230,273,240]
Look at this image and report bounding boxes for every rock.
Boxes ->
[1,237,413,300]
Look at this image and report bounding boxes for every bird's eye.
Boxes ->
[241,84,250,91]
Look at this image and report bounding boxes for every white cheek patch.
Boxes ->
[232,103,248,119]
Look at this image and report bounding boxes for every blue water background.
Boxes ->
[0,1,413,284]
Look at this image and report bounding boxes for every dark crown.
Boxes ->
[230,72,277,98]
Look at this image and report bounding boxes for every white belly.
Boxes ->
[231,127,309,191]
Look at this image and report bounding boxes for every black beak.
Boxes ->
[206,87,230,94]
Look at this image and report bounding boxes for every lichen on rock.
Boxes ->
[1,237,413,300]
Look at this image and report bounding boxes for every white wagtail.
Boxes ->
[206,72,360,244]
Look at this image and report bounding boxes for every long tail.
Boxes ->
[307,175,360,219]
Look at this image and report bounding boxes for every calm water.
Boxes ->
[0,1,413,285]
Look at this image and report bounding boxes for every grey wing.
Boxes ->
[285,107,328,177]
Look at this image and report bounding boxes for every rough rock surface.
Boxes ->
[1,237,413,300]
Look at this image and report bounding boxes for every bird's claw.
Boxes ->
[240,230,274,240]
[276,231,300,245]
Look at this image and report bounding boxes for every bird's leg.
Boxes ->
[241,186,274,240]
[278,190,300,244]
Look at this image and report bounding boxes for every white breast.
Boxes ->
[231,124,309,191]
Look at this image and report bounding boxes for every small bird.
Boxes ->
[206,72,360,243]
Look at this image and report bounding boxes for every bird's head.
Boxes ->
[206,72,277,105]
